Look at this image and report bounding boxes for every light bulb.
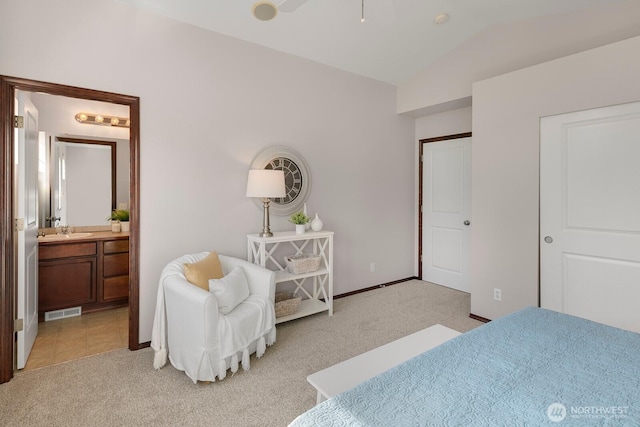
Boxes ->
[110,117,120,125]
[95,115,104,123]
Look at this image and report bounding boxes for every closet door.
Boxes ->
[540,101,640,333]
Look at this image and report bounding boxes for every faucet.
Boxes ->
[46,216,61,227]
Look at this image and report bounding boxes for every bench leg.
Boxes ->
[316,391,328,405]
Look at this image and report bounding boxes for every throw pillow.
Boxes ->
[183,251,224,291]
[208,267,250,315]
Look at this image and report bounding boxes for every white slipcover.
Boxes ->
[151,252,276,383]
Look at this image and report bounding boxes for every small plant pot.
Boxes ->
[120,221,130,232]
[295,224,305,234]
[111,220,121,232]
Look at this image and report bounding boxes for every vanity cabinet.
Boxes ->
[39,243,98,313]
[38,233,129,320]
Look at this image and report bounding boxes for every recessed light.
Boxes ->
[434,14,449,25]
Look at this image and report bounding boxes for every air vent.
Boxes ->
[45,306,82,321]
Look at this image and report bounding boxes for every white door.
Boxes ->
[422,138,471,292]
[540,102,640,333]
[15,91,39,369]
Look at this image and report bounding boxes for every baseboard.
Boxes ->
[469,313,491,323]
[135,279,418,349]
[334,277,419,299]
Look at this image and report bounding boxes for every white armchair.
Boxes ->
[151,252,276,383]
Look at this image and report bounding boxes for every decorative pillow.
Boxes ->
[208,267,250,314]
[183,251,224,291]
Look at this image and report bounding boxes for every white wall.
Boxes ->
[0,0,415,342]
[471,36,640,320]
[415,107,472,140]
[398,0,640,115]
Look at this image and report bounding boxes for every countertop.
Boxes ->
[38,231,129,245]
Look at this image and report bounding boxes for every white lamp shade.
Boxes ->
[246,169,286,198]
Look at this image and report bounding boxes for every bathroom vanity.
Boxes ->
[38,231,129,320]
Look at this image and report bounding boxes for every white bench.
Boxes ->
[306,324,461,404]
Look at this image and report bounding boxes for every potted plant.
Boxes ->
[108,209,130,232]
[289,211,309,234]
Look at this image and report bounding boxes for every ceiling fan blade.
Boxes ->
[278,0,310,13]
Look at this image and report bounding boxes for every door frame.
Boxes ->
[0,75,141,384]
[418,132,471,279]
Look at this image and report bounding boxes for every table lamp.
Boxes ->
[246,169,285,237]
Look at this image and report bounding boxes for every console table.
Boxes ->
[247,230,333,324]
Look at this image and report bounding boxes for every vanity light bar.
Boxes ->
[75,112,130,128]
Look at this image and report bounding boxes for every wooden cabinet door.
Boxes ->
[39,257,97,312]
[103,276,129,301]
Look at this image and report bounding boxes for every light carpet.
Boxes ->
[0,280,483,427]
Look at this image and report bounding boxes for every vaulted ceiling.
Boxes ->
[117,0,627,85]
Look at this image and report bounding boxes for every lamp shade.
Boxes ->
[246,169,286,198]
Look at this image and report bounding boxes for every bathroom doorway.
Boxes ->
[0,76,141,384]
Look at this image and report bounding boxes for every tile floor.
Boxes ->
[23,307,129,371]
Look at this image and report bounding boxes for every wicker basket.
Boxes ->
[284,253,321,274]
[275,292,301,318]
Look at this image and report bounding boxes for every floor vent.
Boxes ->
[45,306,82,321]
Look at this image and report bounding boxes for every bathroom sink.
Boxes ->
[39,232,94,241]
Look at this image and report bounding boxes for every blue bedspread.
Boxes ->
[290,307,640,426]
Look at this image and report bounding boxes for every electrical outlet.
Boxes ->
[494,288,502,301]
[370,262,376,273]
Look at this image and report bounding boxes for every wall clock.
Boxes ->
[250,145,311,216]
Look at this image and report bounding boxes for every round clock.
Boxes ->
[250,145,311,216]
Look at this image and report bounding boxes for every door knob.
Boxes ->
[463,220,470,226]
[544,236,553,244]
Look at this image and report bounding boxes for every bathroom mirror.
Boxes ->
[50,137,116,227]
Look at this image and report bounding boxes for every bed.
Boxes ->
[289,307,640,426]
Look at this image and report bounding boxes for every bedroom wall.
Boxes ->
[471,35,640,320]
[397,0,640,115]
[0,0,415,342]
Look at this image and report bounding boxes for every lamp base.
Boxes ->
[260,198,273,238]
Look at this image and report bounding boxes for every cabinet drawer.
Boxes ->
[39,242,97,260]
[104,253,129,277]
[104,240,129,254]
[104,276,129,300]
